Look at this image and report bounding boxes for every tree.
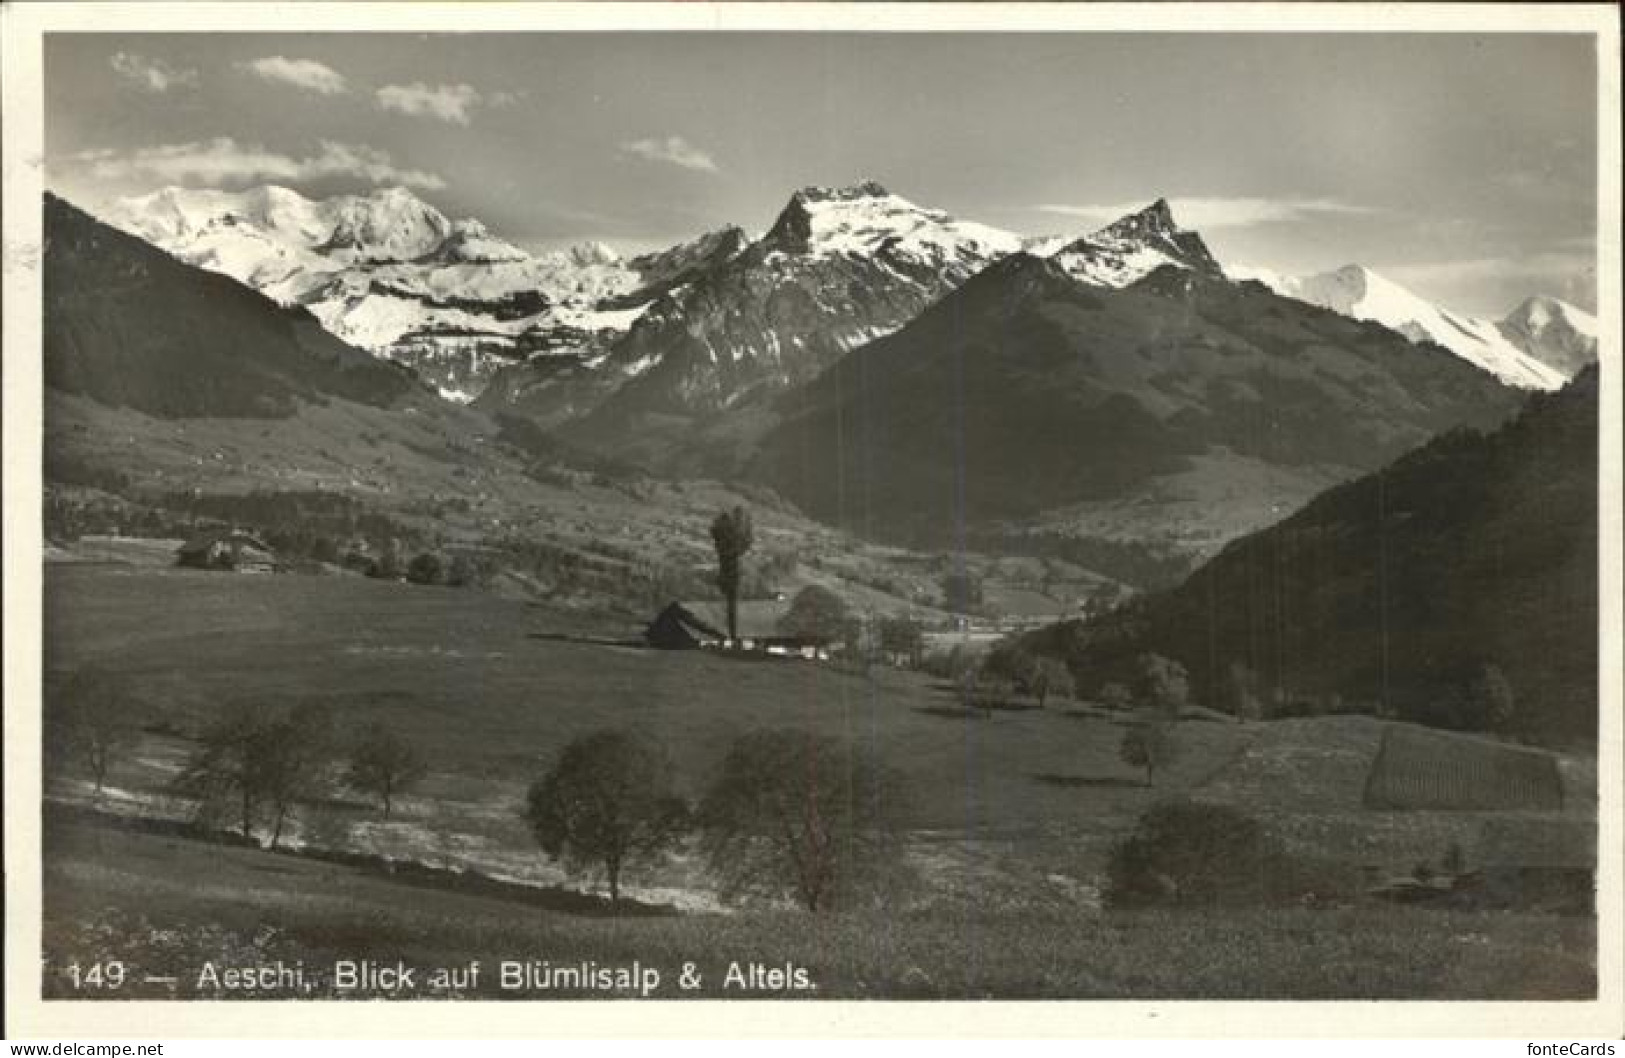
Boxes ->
[1222,660,1264,721]
[177,704,266,840]
[1099,682,1134,712]
[981,641,1038,690]
[368,545,405,581]
[1467,663,1516,733]
[445,553,495,589]
[940,569,983,613]
[1029,656,1075,708]
[1136,653,1191,714]
[700,729,903,911]
[778,585,849,644]
[255,702,335,848]
[406,552,444,585]
[45,667,137,794]
[346,722,427,819]
[970,670,1016,717]
[877,615,924,668]
[523,730,688,910]
[1119,713,1178,786]
[710,506,754,643]
[176,701,334,846]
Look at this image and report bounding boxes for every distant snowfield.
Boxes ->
[1230,263,1588,391]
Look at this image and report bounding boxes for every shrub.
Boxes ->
[1098,682,1133,711]
[406,552,444,585]
[1105,800,1332,909]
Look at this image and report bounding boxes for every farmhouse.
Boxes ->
[1468,818,1595,914]
[176,529,279,574]
[643,599,830,659]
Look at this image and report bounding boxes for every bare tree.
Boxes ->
[710,506,754,644]
[523,730,688,910]
[45,667,138,795]
[177,704,267,841]
[257,703,335,848]
[177,701,334,847]
[700,729,905,911]
[347,722,427,819]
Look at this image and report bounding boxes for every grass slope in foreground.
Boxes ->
[45,819,1593,1000]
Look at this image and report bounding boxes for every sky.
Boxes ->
[44,32,1599,316]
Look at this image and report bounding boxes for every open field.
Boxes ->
[39,561,1600,997]
[44,563,1251,836]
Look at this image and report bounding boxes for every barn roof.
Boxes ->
[645,602,726,647]
[177,528,275,556]
[680,599,795,641]
[1363,726,1565,812]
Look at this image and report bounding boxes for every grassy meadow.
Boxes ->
[38,559,1600,999]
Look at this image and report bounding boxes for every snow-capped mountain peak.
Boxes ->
[100,185,673,402]
[1095,197,1178,239]
[1051,199,1223,288]
[1499,294,1599,377]
[761,181,1022,264]
[1236,262,1571,390]
[568,241,623,268]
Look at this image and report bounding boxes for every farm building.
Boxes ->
[1362,725,1565,812]
[1467,818,1595,914]
[643,599,830,659]
[176,529,279,573]
[644,602,727,649]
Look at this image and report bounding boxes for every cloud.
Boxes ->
[237,57,348,96]
[1386,249,1596,287]
[1036,196,1378,230]
[618,136,719,174]
[63,137,444,190]
[376,82,481,125]
[109,52,198,94]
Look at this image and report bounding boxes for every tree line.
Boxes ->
[45,671,903,914]
[525,727,904,912]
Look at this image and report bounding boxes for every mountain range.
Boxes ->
[102,185,747,402]
[44,193,421,419]
[748,252,1524,550]
[40,181,1604,744]
[103,181,1595,429]
[1232,263,1593,389]
[51,180,1596,571]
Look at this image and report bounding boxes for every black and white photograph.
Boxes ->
[3,1,1620,1038]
